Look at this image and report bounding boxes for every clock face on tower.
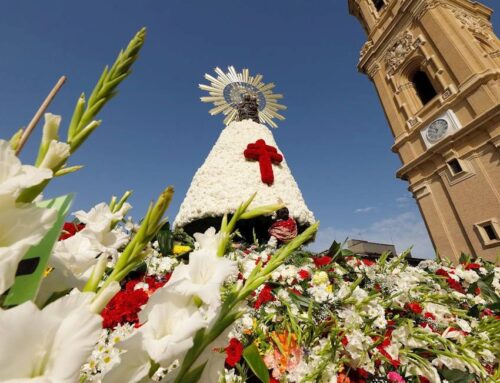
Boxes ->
[426,118,449,143]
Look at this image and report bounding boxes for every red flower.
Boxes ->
[406,302,423,315]
[313,256,332,267]
[254,284,275,309]
[341,335,349,346]
[59,222,85,241]
[101,276,167,329]
[446,277,464,293]
[101,288,148,329]
[225,338,244,367]
[289,288,302,296]
[298,269,310,280]
[361,259,375,266]
[465,263,480,270]
[436,268,450,278]
[424,312,436,320]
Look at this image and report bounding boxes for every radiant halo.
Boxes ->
[199,66,287,128]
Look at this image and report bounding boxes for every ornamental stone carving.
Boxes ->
[450,8,493,41]
[385,32,415,75]
[359,40,373,63]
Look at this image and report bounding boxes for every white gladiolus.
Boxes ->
[166,248,238,306]
[0,291,101,382]
[0,139,52,205]
[41,113,62,146]
[38,140,71,171]
[0,203,57,295]
[139,290,207,367]
[193,227,221,253]
[74,202,131,234]
[101,331,151,383]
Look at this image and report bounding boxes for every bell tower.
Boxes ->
[349,0,500,262]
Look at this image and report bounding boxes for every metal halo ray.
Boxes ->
[199,66,287,128]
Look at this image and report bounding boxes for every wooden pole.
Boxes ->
[15,75,67,155]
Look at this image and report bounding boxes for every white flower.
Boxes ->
[41,113,62,145]
[432,355,467,372]
[0,203,56,294]
[0,139,52,205]
[454,266,479,285]
[102,331,151,383]
[344,330,373,369]
[38,140,71,170]
[139,290,207,367]
[0,291,101,382]
[52,233,101,281]
[193,226,221,253]
[74,202,131,234]
[166,249,238,306]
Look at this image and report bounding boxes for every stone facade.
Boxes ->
[349,0,500,263]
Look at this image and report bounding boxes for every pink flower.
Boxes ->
[387,371,405,383]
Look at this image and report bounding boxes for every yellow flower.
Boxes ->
[173,245,191,255]
[312,271,329,286]
[326,284,333,293]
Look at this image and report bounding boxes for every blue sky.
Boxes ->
[1,1,498,258]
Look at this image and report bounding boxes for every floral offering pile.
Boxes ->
[0,27,498,383]
[77,224,499,383]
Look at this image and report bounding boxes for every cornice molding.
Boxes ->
[357,0,495,76]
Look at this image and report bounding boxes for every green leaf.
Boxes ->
[326,240,341,258]
[243,343,269,383]
[3,194,73,307]
[441,368,476,383]
[157,221,173,255]
[181,362,207,383]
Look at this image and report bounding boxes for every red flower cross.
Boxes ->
[244,139,283,185]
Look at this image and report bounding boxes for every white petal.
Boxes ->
[0,204,57,294]
[102,332,150,383]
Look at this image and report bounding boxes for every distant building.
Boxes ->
[346,239,425,266]
[346,239,398,257]
[349,0,500,263]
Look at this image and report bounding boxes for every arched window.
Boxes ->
[411,70,437,105]
[372,0,385,12]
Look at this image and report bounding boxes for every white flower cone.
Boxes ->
[174,120,315,229]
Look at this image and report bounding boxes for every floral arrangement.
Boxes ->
[0,27,498,383]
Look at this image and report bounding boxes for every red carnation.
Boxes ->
[341,335,349,346]
[436,268,450,278]
[361,259,375,266]
[225,338,244,367]
[313,256,332,268]
[465,263,480,270]
[298,269,310,280]
[254,284,275,309]
[101,288,148,328]
[424,312,436,320]
[407,302,423,315]
[446,277,464,293]
[101,276,167,328]
[59,222,85,241]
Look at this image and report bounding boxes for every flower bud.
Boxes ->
[39,140,71,170]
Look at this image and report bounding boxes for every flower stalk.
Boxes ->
[16,28,146,204]
[90,186,174,297]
